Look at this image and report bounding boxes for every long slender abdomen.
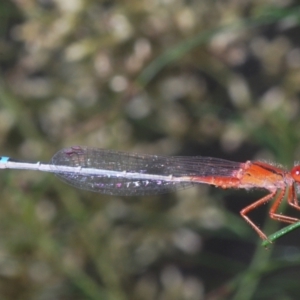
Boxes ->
[189,176,241,189]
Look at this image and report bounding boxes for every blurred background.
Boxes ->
[1,0,300,299]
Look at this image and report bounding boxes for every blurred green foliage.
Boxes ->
[2,1,300,300]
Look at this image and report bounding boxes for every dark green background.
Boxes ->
[1,1,300,299]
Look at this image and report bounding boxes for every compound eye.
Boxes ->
[291,166,300,182]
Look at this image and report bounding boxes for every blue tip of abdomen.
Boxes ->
[0,157,9,163]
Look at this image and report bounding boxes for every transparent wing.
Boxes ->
[50,146,241,196]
